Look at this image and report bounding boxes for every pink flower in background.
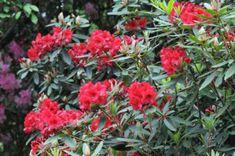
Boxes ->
[0,104,6,124]
[9,40,25,59]
[14,89,32,107]
[0,64,21,91]
[85,2,99,20]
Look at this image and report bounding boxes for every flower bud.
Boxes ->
[75,16,80,26]
[198,27,209,42]
[82,143,91,156]
[121,0,128,6]
[58,12,65,25]
[38,93,48,104]
[211,0,222,10]
[213,37,219,47]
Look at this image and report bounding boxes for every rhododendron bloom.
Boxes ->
[128,82,157,110]
[68,43,88,66]
[39,98,60,113]
[78,81,108,111]
[14,89,32,107]
[0,104,6,124]
[225,28,235,46]
[30,136,46,156]
[87,30,121,69]
[27,27,73,61]
[169,2,212,26]
[24,98,82,136]
[131,153,141,156]
[160,47,191,76]
[123,35,143,45]
[91,116,113,132]
[125,17,147,30]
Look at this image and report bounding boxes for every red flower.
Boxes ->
[24,98,83,137]
[63,29,73,45]
[27,48,40,61]
[30,136,46,156]
[78,81,108,111]
[27,27,73,61]
[125,20,139,31]
[87,30,122,70]
[224,28,235,46]
[125,17,147,31]
[169,2,212,26]
[128,82,157,110]
[91,116,113,132]
[131,153,141,156]
[39,98,60,114]
[160,47,190,76]
[138,16,147,28]
[68,43,88,66]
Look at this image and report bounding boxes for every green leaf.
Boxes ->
[91,141,103,156]
[31,14,38,24]
[23,4,32,16]
[15,11,22,20]
[164,119,176,131]
[97,115,106,131]
[20,71,29,79]
[224,63,235,80]
[0,13,10,18]
[159,2,167,12]
[63,136,77,148]
[30,5,39,12]
[62,51,72,65]
[167,0,175,14]
[199,72,217,90]
[33,72,39,85]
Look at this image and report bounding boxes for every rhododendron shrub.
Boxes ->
[18,0,235,156]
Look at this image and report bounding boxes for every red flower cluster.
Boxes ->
[128,82,157,110]
[78,81,108,111]
[78,79,127,111]
[27,27,73,61]
[225,28,235,45]
[125,17,147,31]
[91,116,113,132]
[30,136,45,156]
[123,35,143,45]
[160,47,191,76]
[169,2,211,26]
[24,98,82,136]
[68,43,88,66]
[68,30,121,70]
[53,27,73,46]
[87,30,122,70]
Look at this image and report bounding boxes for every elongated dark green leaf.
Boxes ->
[164,119,176,131]
[63,136,77,148]
[91,141,103,156]
[224,63,235,80]
[62,51,72,65]
[199,72,217,90]
[33,72,39,85]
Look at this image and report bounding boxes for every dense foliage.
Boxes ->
[1,0,235,156]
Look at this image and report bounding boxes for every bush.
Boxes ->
[10,0,235,155]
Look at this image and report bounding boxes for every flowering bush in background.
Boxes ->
[1,0,235,156]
